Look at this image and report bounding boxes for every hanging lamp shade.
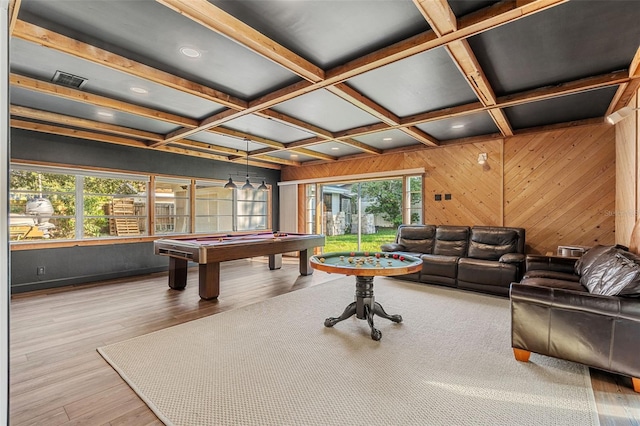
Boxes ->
[242,178,254,190]
[257,180,268,191]
[224,177,237,189]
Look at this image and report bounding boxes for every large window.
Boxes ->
[194,182,269,233]
[83,174,148,238]
[9,164,272,243]
[237,189,268,231]
[154,178,191,235]
[10,168,76,240]
[195,182,234,233]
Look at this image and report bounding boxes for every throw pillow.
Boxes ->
[580,246,640,296]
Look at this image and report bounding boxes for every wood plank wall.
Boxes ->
[282,123,616,255]
[616,92,639,247]
[505,125,615,254]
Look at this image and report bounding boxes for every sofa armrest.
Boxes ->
[499,253,525,264]
[381,243,404,252]
[525,255,577,274]
[510,282,640,379]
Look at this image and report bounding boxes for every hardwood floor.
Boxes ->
[9,258,640,425]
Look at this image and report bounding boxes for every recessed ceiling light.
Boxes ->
[130,86,148,94]
[331,147,340,151]
[180,47,201,58]
[451,124,465,129]
[97,111,113,117]
[383,137,393,141]
[290,154,299,158]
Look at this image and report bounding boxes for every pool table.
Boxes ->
[154,232,325,300]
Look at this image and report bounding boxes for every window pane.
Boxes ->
[306,184,316,234]
[84,176,147,238]
[195,184,234,233]
[408,176,422,224]
[9,170,76,241]
[155,179,191,235]
[237,188,268,231]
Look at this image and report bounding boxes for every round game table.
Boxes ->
[310,251,423,340]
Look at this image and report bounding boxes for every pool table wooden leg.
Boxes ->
[269,254,282,270]
[199,262,220,300]
[168,257,188,290]
[299,249,313,275]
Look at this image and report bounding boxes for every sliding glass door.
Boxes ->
[318,175,422,253]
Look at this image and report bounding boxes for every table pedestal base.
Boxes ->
[324,276,402,341]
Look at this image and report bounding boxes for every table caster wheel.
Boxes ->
[371,329,382,341]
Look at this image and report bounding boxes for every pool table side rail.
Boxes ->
[154,234,325,264]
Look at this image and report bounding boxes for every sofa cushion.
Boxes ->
[579,246,640,296]
[523,269,580,282]
[421,254,458,279]
[467,228,518,260]
[519,276,587,292]
[396,225,436,254]
[433,226,469,256]
[458,258,518,287]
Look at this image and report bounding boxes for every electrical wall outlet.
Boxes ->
[37,266,45,275]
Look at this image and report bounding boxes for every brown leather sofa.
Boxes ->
[510,245,640,392]
[381,224,526,296]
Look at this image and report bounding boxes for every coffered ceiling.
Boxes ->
[8,0,640,170]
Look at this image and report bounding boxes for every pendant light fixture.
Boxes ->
[241,138,254,190]
[223,137,268,191]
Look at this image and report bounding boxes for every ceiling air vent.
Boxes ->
[52,70,88,89]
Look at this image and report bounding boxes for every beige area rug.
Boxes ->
[98,277,599,426]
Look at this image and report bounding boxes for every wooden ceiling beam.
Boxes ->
[326,84,400,126]
[285,136,329,150]
[252,146,337,162]
[487,109,514,137]
[400,127,439,147]
[10,105,165,142]
[12,119,150,149]
[8,0,22,35]
[339,138,383,155]
[256,109,334,139]
[171,139,244,156]
[156,145,232,163]
[412,0,456,37]
[156,0,324,83]
[257,106,382,155]
[11,73,199,128]
[207,127,286,150]
[325,0,566,84]
[446,40,496,106]
[496,70,630,108]
[608,46,640,114]
[156,0,567,149]
[399,71,629,128]
[251,155,301,167]
[13,20,246,110]
[413,0,512,139]
[290,148,337,161]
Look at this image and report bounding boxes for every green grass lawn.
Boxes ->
[322,228,397,253]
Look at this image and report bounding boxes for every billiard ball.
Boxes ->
[375,253,381,258]
[399,256,405,261]
[393,254,399,259]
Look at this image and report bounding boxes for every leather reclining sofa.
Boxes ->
[510,244,640,392]
[380,224,526,296]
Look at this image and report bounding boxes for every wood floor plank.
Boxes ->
[9,257,640,425]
